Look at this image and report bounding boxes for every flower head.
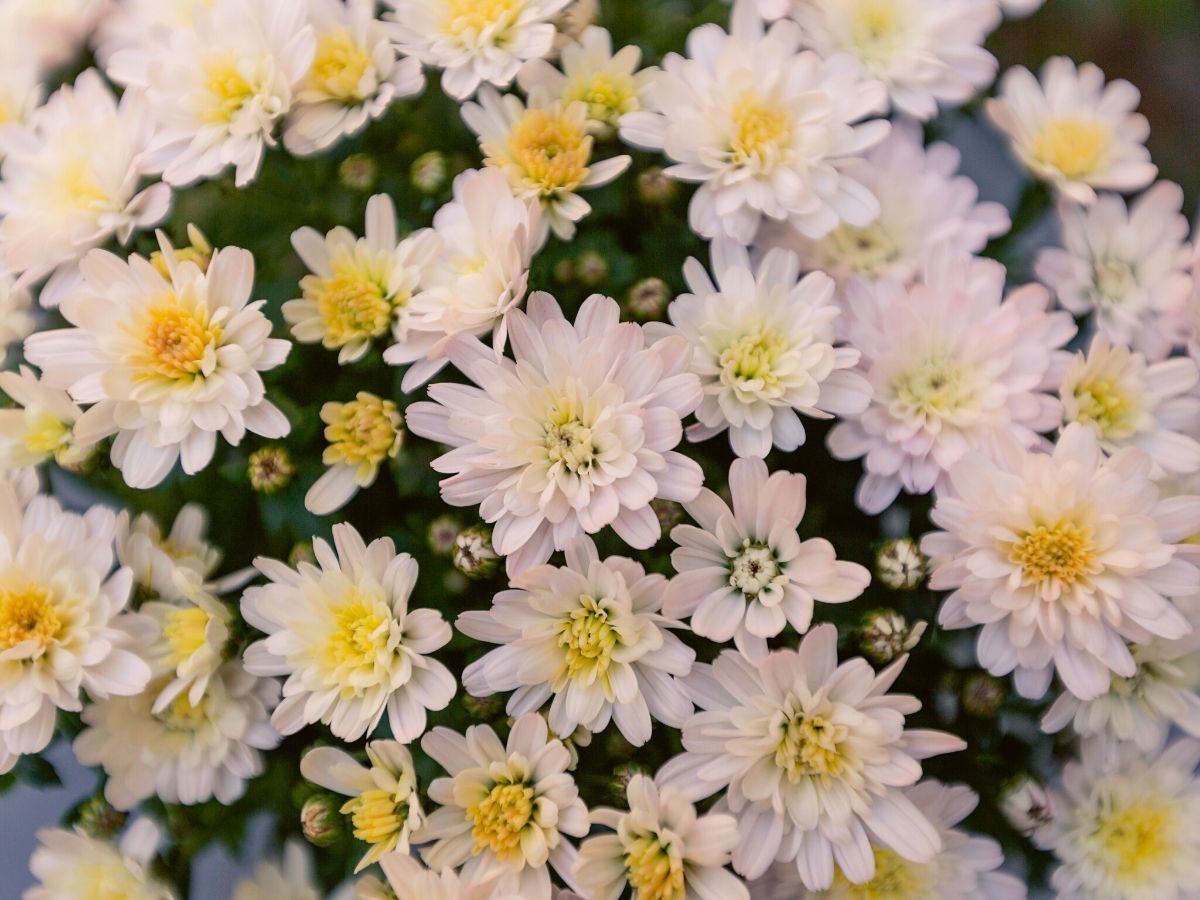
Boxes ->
[232,841,321,900]
[0,366,94,471]
[305,392,404,515]
[26,819,175,900]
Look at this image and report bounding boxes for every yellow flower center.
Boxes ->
[322,393,403,468]
[0,583,62,650]
[893,356,973,424]
[1010,521,1097,588]
[776,711,849,781]
[303,260,397,350]
[444,0,521,38]
[720,329,787,396]
[505,108,592,195]
[730,94,791,166]
[824,222,900,276]
[1094,799,1176,883]
[322,590,391,676]
[156,691,209,732]
[729,541,781,598]
[544,413,597,474]
[557,596,619,685]
[139,298,223,382]
[21,409,72,457]
[311,29,373,102]
[71,860,159,900]
[163,606,213,667]
[1032,118,1110,180]
[830,848,931,900]
[343,787,409,846]
[58,158,108,212]
[564,72,638,126]
[469,780,535,859]
[1070,376,1138,440]
[625,833,685,900]
[202,53,257,125]
[850,0,903,65]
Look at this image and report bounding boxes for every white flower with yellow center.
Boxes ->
[418,713,590,899]
[25,819,175,900]
[115,503,226,599]
[458,536,695,746]
[385,0,571,100]
[0,367,94,472]
[107,0,316,187]
[1036,182,1195,361]
[986,57,1157,205]
[658,625,966,890]
[305,391,405,516]
[301,740,424,872]
[242,522,455,742]
[139,589,232,713]
[232,840,321,900]
[1060,335,1200,476]
[24,237,292,490]
[285,194,439,365]
[576,773,748,900]
[923,423,1200,701]
[827,250,1076,514]
[620,15,888,244]
[284,0,425,156]
[462,87,630,242]
[407,292,704,576]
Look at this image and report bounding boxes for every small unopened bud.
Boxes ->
[962,673,1005,717]
[858,609,926,663]
[651,499,683,534]
[428,515,460,555]
[301,793,345,848]
[411,151,448,194]
[609,762,647,804]
[75,796,126,839]
[248,446,295,494]
[553,259,576,284]
[626,278,671,321]
[339,153,379,191]
[875,537,928,590]
[453,525,498,579]
[575,251,608,286]
[636,167,677,205]
[1000,775,1055,839]
[289,541,316,568]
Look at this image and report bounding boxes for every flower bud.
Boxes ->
[962,673,1005,717]
[462,694,505,720]
[453,525,498,579]
[289,541,316,568]
[858,608,926,663]
[301,793,345,848]
[248,446,295,494]
[411,150,448,194]
[875,537,928,590]
[609,762,647,804]
[74,796,126,839]
[150,224,213,277]
[427,515,460,555]
[636,167,677,205]
[1000,775,1055,839]
[339,153,379,191]
[625,278,671,321]
[575,251,608,286]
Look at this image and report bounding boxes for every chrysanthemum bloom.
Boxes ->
[376,854,525,900]
[25,819,175,900]
[620,15,888,244]
[115,504,227,600]
[1036,182,1194,360]
[107,0,316,187]
[462,87,630,242]
[418,713,589,899]
[407,292,704,576]
[232,841,320,900]
[138,587,233,712]
[1059,335,1200,476]
[0,366,94,471]
[923,423,1200,701]
[1037,738,1200,899]
[305,392,404,515]
[301,740,424,872]
[385,0,570,100]
[285,194,439,365]
[651,242,870,457]
[575,773,748,900]
[986,57,1157,204]
[0,69,169,296]
[664,457,870,661]
[385,168,542,391]
[25,237,292,489]
[828,250,1076,514]
[284,0,424,156]
[0,273,34,354]
[457,536,695,746]
[242,523,455,742]
[658,625,965,889]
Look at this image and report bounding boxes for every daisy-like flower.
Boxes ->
[242,522,455,742]
[24,236,292,490]
[138,588,233,712]
[652,241,870,457]
[457,536,695,746]
[619,15,888,244]
[0,367,94,472]
[1035,182,1194,360]
[986,57,1157,204]
[301,740,424,872]
[284,0,424,156]
[73,659,280,810]
[385,168,541,392]
[1059,335,1200,476]
[664,457,870,661]
[575,773,748,900]
[517,26,655,135]
[375,854,525,900]
[418,713,589,899]
[462,87,630,242]
[115,503,224,599]
[285,194,439,365]
[827,250,1076,514]
[407,292,703,576]
[107,0,316,187]
[1037,738,1200,900]
[922,423,1200,701]
[233,841,321,900]
[385,0,570,100]
[658,625,966,889]
[0,69,169,295]
[305,392,404,515]
[0,273,35,355]
[25,819,175,900]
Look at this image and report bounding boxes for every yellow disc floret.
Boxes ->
[1032,118,1110,180]
[469,779,536,860]
[0,583,62,650]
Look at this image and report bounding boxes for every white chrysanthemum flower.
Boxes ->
[458,536,695,746]
[139,588,232,712]
[0,70,169,296]
[302,740,424,872]
[376,854,525,900]
[828,250,1076,514]
[658,625,966,889]
[0,367,94,472]
[385,168,541,392]
[756,122,1009,297]
[0,0,111,75]
[0,45,40,135]
[576,773,749,900]
[462,87,630,242]
[1036,182,1195,360]
[418,713,590,899]
[986,57,1157,204]
[517,26,655,135]
[620,15,888,244]
[25,819,175,900]
[305,392,404,516]
[0,484,152,764]
[664,457,870,661]
[24,237,292,490]
[74,659,280,810]
[242,522,455,742]
[923,423,1200,701]
[93,0,213,65]
[385,0,570,100]
[1037,738,1200,900]
[285,194,439,365]
[115,503,223,599]
[407,292,704,576]
[1059,335,1200,476]
[652,241,870,457]
[107,0,315,187]
[790,0,1001,120]
[233,840,321,900]
[284,0,424,155]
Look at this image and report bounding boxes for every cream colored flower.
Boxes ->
[305,392,404,515]
[25,819,175,900]
[233,840,321,900]
[0,367,94,472]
